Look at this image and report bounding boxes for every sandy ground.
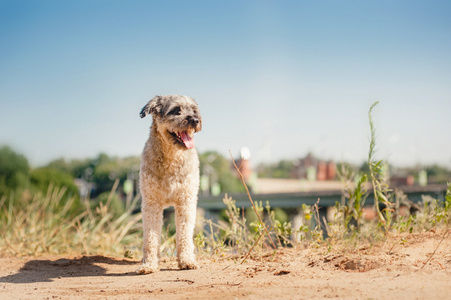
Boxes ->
[1,232,450,300]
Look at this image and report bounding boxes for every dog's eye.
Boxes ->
[168,107,181,116]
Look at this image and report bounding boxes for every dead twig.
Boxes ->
[419,229,450,270]
[198,282,242,288]
[229,150,276,249]
[241,229,265,264]
[312,199,323,231]
[164,279,195,285]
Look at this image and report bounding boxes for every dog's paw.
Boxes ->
[136,264,159,275]
[178,260,198,270]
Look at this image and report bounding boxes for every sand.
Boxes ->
[1,232,450,299]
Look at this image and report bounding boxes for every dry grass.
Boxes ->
[0,181,449,264]
[0,183,142,258]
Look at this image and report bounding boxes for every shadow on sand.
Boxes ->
[0,256,140,284]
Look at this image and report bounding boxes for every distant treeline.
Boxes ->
[0,146,245,204]
[1,145,449,206]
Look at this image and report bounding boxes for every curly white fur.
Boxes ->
[137,95,201,274]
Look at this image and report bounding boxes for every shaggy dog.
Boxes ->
[137,95,202,274]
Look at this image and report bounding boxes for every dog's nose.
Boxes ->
[187,116,199,125]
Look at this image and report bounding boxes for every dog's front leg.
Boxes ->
[137,203,163,274]
[175,202,198,270]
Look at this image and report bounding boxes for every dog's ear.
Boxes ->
[140,96,162,118]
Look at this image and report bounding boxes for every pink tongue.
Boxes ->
[180,131,195,149]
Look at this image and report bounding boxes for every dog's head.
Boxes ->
[140,95,202,150]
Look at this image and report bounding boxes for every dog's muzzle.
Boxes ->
[169,130,195,149]
[187,116,200,126]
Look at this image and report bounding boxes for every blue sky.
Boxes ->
[1,1,450,167]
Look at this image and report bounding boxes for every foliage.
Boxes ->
[367,101,393,230]
[30,167,78,197]
[1,178,450,261]
[0,146,29,197]
[46,158,89,177]
[199,151,245,193]
[257,159,295,178]
[194,196,292,260]
[47,151,247,197]
[46,153,140,196]
[424,165,451,184]
[1,102,451,261]
[336,172,368,233]
[29,168,82,214]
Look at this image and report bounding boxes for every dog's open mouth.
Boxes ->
[169,130,195,149]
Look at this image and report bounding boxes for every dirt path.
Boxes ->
[1,233,450,299]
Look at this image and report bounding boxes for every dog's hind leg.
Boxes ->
[137,202,163,274]
[175,202,198,270]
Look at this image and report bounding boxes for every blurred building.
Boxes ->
[292,153,336,181]
[233,148,251,180]
[390,175,415,187]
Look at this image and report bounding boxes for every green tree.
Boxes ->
[425,165,450,184]
[46,154,140,197]
[199,151,245,193]
[257,160,294,178]
[0,146,29,197]
[30,168,79,197]
[91,153,140,196]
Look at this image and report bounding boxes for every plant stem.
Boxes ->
[229,150,276,249]
[368,101,385,224]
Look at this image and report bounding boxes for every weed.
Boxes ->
[1,103,450,264]
[367,101,394,231]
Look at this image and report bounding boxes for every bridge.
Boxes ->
[198,184,447,210]
[197,184,448,228]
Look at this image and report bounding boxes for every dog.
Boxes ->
[136,95,202,274]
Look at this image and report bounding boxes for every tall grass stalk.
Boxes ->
[368,101,393,230]
[0,185,142,258]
